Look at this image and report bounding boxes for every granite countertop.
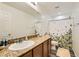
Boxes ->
[0,35,50,57]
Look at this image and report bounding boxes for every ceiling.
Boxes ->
[37,2,76,19]
[2,2,78,20]
[3,2,41,19]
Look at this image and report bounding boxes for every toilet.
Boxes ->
[56,47,70,57]
[51,41,58,50]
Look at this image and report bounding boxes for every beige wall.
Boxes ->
[0,3,37,39]
[72,3,79,57]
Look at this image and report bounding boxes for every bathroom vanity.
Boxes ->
[20,38,51,57]
[0,35,51,57]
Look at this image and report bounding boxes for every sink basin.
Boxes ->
[8,40,35,50]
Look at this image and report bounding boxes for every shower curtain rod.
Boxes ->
[49,16,72,22]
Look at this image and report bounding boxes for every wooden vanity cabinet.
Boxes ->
[43,40,48,57]
[43,39,51,57]
[33,44,43,57]
[21,39,51,57]
[48,39,51,56]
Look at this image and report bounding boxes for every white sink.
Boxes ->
[8,40,35,51]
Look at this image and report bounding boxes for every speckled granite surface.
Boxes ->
[0,35,50,57]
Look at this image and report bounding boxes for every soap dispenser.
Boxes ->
[2,38,8,46]
[0,40,3,46]
[2,39,6,46]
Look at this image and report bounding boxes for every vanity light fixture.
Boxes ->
[31,2,37,6]
[26,2,39,12]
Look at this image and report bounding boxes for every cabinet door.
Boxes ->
[43,40,48,57]
[33,44,43,57]
[48,39,51,56]
[22,50,32,57]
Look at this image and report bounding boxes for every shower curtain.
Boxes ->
[49,19,72,49]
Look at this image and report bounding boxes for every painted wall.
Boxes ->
[0,3,37,39]
[72,3,79,57]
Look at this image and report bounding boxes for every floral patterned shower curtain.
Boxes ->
[49,19,72,49]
